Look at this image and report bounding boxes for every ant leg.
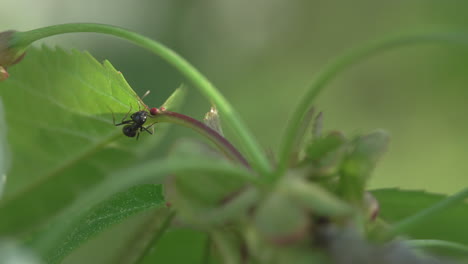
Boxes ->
[115,120,133,126]
[107,106,119,126]
[114,106,134,126]
[141,126,153,135]
[121,106,132,123]
[110,110,117,125]
[142,122,157,134]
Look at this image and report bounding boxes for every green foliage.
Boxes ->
[25,155,249,263]
[0,47,164,237]
[339,130,389,202]
[160,84,187,110]
[283,177,352,217]
[165,139,257,226]
[36,184,165,264]
[253,191,310,244]
[373,188,468,245]
[1,24,468,264]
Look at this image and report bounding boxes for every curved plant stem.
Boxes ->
[134,211,176,264]
[202,236,213,264]
[276,31,468,180]
[151,111,251,169]
[406,239,468,255]
[12,23,271,175]
[387,188,468,238]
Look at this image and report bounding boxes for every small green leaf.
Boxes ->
[339,130,389,202]
[302,131,347,177]
[306,131,346,162]
[312,112,323,139]
[284,177,351,217]
[34,184,165,264]
[0,47,165,236]
[160,84,187,111]
[288,107,315,166]
[372,188,468,245]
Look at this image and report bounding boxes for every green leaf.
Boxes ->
[288,107,315,166]
[302,130,347,177]
[160,84,187,111]
[28,156,250,262]
[306,131,346,162]
[339,130,389,202]
[284,177,352,217]
[372,188,468,245]
[0,47,164,236]
[34,184,165,264]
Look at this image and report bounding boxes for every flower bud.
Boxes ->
[0,30,27,81]
[0,67,8,81]
[253,191,311,245]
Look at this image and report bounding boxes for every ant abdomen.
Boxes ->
[123,125,137,137]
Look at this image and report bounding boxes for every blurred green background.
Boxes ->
[3,0,468,194]
[2,1,468,263]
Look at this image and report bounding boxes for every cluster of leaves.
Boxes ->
[0,24,467,264]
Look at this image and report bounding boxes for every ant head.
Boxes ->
[122,125,137,137]
[130,111,148,124]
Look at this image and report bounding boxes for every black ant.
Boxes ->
[112,107,154,140]
[111,91,163,139]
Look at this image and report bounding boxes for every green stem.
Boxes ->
[387,188,468,238]
[210,230,241,264]
[276,31,468,180]
[152,111,251,169]
[201,236,212,264]
[135,211,176,264]
[406,239,468,255]
[13,23,271,175]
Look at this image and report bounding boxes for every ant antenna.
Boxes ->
[136,90,151,111]
[141,90,151,100]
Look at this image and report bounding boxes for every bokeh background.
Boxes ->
[2,1,468,262]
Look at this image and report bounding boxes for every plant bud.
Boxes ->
[253,192,311,245]
[0,67,8,81]
[0,30,26,81]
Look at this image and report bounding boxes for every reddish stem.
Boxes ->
[150,110,251,169]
